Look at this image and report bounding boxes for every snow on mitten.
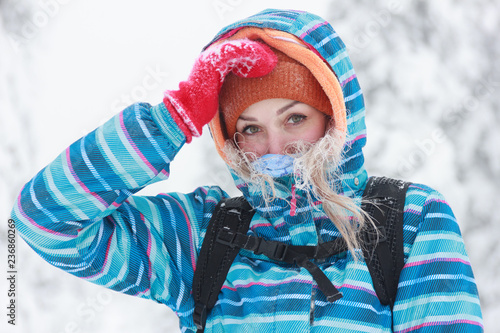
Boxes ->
[163,39,278,142]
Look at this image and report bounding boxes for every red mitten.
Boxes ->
[163,39,278,142]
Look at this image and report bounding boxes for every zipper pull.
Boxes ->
[290,184,297,217]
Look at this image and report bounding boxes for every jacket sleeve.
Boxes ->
[10,102,226,314]
[393,184,483,332]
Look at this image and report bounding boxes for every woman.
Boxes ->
[11,9,483,332]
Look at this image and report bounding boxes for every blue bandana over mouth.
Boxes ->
[251,154,295,178]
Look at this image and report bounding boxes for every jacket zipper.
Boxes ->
[309,286,316,326]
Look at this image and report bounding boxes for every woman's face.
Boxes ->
[235,98,330,157]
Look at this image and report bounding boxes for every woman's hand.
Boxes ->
[163,39,278,142]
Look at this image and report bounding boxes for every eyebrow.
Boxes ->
[238,101,301,121]
[276,100,301,116]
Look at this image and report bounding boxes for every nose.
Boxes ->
[266,131,287,155]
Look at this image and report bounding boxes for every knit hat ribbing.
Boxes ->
[218,48,332,140]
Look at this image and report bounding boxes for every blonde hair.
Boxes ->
[223,126,373,258]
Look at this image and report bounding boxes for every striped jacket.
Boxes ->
[11,9,482,332]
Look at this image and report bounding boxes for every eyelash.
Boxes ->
[242,125,259,134]
[239,113,308,134]
[288,114,307,124]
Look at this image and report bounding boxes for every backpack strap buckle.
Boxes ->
[216,227,238,248]
[217,228,290,262]
[253,238,290,262]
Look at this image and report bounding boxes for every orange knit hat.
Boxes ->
[218,48,332,140]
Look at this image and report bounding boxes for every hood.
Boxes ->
[205,9,368,245]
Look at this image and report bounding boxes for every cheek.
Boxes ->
[311,127,326,142]
[236,140,250,152]
[300,120,327,143]
[237,139,265,157]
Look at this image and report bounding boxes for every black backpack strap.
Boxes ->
[217,228,347,260]
[361,176,410,309]
[217,228,345,303]
[192,197,255,332]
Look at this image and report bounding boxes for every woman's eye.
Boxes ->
[243,125,260,134]
[288,114,306,124]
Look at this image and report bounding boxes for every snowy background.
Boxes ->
[1,0,498,332]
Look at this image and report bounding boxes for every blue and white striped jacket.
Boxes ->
[11,9,482,332]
